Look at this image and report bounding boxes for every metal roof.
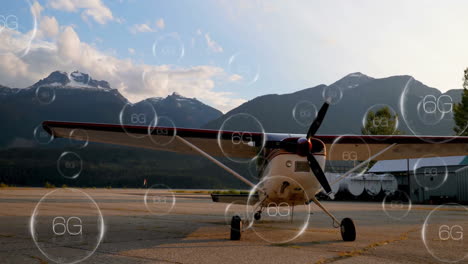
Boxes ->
[368,156,468,173]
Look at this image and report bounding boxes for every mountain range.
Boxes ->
[0,70,464,148]
[205,73,463,136]
[0,71,222,148]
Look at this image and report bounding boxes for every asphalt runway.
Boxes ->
[0,188,467,264]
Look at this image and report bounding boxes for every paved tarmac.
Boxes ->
[0,188,467,264]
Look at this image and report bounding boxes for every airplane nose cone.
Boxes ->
[296,137,312,156]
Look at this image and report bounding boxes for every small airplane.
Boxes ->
[43,100,468,242]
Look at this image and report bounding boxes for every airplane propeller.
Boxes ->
[269,100,333,197]
[305,101,333,196]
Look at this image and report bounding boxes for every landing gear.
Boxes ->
[254,211,262,221]
[340,218,356,241]
[308,196,357,242]
[230,215,242,240]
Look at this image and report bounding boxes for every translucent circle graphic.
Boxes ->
[119,101,157,138]
[35,85,56,105]
[292,101,318,127]
[57,152,83,179]
[361,104,399,140]
[328,134,371,177]
[152,33,185,64]
[30,188,105,264]
[422,203,468,263]
[413,155,448,191]
[149,116,177,146]
[322,84,343,105]
[400,77,465,143]
[246,175,311,244]
[0,0,37,57]
[33,123,54,145]
[228,52,260,86]
[68,129,89,149]
[382,190,412,220]
[217,113,266,163]
[144,184,176,216]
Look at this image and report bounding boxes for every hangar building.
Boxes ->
[368,156,468,203]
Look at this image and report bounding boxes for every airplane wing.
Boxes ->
[43,120,276,159]
[314,134,468,161]
[43,120,468,161]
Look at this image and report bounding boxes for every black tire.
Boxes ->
[340,218,356,241]
[230,215,242,240]
[254,211,262,221]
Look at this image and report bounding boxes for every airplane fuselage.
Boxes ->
[255,152,325,207]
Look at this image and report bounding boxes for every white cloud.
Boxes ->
[0,26,246,113]
[204,33,223,53]
[130,23,155,34]
[39,16,59,38]
[130,18,165,34]
[128,48,135,55]
[228,74,243,82]
[48,0,114,24]
[156,18,165,29]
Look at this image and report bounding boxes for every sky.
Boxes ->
[1,0,468,112]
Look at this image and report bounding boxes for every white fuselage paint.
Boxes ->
[256,153,325,207]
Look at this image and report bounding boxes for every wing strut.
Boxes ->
[175,136,256,188]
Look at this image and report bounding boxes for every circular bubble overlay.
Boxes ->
[400,77,465,143]
[152,33,185,64]
[322,84,343,105]
[224,200,249,232]
[68,129,89,149]
[422,203,468,263]
[57,152,83,179]
[149,116,177,146]
[327,134,371,176]
[246,175,311,244]
[0,0,37,57]
[119,101,157,138]
[292,101,318,127]
[33,123,54,145]
[382,190,412,220]
[413,155,448,191]
[30,188,105,264]
[35,85,56,105]
[362,104,399,139]
[228,52,260,86]
[144,184,176,216]
[217,113,266,164]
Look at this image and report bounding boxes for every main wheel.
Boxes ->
[230,215,242,240]
[254,211,262,221]
[340,218,356,241]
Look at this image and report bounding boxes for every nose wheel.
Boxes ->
[340,217,356,241]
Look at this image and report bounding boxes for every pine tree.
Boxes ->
[453,68,468,136]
